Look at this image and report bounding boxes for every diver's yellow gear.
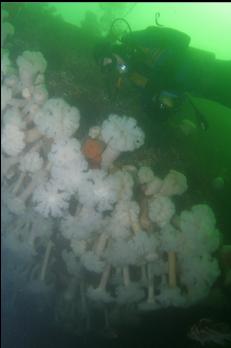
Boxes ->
[129,72,148,88]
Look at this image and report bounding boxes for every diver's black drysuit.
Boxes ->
[95,26,231,115]
[120,26,231,111]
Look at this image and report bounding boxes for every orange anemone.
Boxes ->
[82,138,105,168]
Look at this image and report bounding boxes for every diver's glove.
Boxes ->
[148,90,181,122]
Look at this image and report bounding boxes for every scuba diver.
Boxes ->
[94,17,231,131]
[94,17,231,238]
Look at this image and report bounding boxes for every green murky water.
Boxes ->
[2,3,231,348]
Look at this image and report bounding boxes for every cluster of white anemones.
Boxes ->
[1,11,221,328]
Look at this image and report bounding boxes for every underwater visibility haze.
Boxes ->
[1,3,231,348]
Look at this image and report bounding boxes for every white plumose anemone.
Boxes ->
[179,204,220,255]
[33,98,81,140]
[78,169,118,212]
[148,196,175,228]
[16,51,47,89]
[101,114,145,168]
[1,123,25,156]
[19,151,43,173]
[48,138,82,167]
[137,166,155,185]
[160,170,188,196]
[32,181,71,218]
